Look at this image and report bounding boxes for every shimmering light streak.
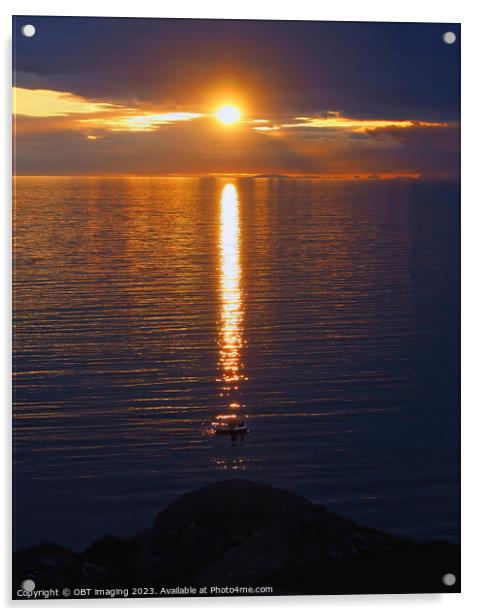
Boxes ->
[218,183,245,399]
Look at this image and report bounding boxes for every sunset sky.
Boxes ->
[13,17,460,179]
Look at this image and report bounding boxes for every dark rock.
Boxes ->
[81,534,135,584]
[272,539,461,595]
[136,480,396,585]
[13,542,79,590]
[13,480,460,597]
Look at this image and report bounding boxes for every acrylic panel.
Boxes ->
[12,16,460,600]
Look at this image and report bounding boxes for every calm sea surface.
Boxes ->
[13,177,460,550]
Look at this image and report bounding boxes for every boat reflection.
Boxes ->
[211,455,249,472]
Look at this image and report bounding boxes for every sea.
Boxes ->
[13,176,460,550]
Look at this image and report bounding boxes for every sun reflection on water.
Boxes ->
[218,183,246,406]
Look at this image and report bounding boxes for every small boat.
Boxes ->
[211,413,248,436]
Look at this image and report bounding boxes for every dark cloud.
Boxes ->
[13,17,460,121]
[12,17,460,177]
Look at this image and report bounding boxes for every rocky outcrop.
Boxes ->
[13,480,460,597]
[13,542,78,590]
[136,480,395,586]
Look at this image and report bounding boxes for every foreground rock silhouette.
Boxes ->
[13,480,460,597]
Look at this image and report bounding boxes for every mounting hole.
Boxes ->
[442,31,456,45]
[21,24,36,38]
[21,579,36,592]
[442,573,456,587]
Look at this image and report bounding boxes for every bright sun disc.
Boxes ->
[216,105,241,125]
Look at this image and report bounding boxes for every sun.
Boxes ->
[215,105,241,125]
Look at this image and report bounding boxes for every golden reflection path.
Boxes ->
[218,183,246,408]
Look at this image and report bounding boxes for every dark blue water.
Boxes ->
[13,177,460,550]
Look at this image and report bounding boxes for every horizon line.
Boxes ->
[12,172,460,182]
